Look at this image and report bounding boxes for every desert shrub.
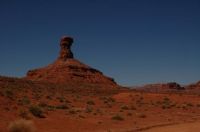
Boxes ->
[46,95,52,100]
[121,105,129,110]
[0,90,4,96]
[38,102,48,108]
[85,106,93,113]
[29,105,45,118]
[161,97,174,109]
[22,97,31,105]
[97,121,102,124]
[111,114,124,121]
[162,104,170,109]
[57,96,65,103]
[33,93,41,100]
[106,104,112,108]
[139,96,144,100]
[170,102,177,107]
[4,89,14,99]
[136,113,146,118]
[130,105,137,110]
[18,97,31,105]
[38,103,57,111]
[181,104,187,109]
[150,100,154,105]
[107,97,116,103]
[119,109,124,112]
[75,95,80,99]
[55,104,69,109]
[156,101,161,105]
[8,119,36,132]
[78,115,85,118]
[19,109,30,120]
[163,97,170,102]
[136,99,143,106]
[104,100,108,104]
[87,100,95,105]
[96,109,102,114]
[186,103,194,107]
[65,99,71,104]
[69,110,76,114]
[46,105,55,111]
[100,97,115,104]
[127,113,132,116]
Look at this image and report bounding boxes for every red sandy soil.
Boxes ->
[143,122,200,132]
[1,76,200,132]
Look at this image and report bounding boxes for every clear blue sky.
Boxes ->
[0,0,200,86]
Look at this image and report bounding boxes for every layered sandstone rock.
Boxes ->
[58,36,74,60]
[138,82,185,92]
[187,81,200,90]
[25,36,117,85]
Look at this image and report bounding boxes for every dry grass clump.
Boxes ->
[8,119,36,132]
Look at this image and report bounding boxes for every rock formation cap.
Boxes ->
[58,36,74,60]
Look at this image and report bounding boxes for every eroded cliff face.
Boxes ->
[25,36,117,86]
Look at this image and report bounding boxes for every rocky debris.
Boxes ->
[25,36,117,86]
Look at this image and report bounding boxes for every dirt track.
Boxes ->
[143,122,200,132]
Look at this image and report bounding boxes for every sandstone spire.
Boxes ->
[25,36,117,86]
[58,36,74,60]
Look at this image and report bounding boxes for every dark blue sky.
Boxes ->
[0,0,200,86]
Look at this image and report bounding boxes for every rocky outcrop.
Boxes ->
[58,36,74,60]
[164,82,184,90]
[137,82,185,93]
[25,36,117,86]
[186,81,200,90]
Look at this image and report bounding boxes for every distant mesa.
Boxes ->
[25,36,117,86]
[138,82,185,92]
[163,82,184,90]
[186,81,200,90]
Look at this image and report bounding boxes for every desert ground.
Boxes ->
[1,76,200,132]
[144,122,200,132]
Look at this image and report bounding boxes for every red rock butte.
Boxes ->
[25,36,117,86]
